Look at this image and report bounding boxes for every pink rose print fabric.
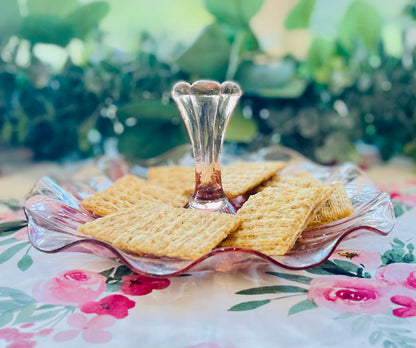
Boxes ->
[390,192,416,207]
[81,294,135,319]
[375,263,416,292]
[307,275,393,315]
[391,295,416,318]
[26,267,171,345]
[307,263,416,318]
[53,314,116,344]
[0,212,28,241]
[0,212,24,223]
[375,263,416,318]
[32,269,106,306]
[378,180,416,207]
[0,327,53,348]
[120,274,170,296]
[0,328,37,348]
[330,249,381,270]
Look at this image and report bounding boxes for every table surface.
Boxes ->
[0,159,416,348]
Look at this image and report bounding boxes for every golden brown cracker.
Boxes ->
[252,170,353,229]
[222,161,286,198]
[83,191,162,217]
[253,170,321,193]
[306,182,354,229]
[78,201,241,260]
[81,175,188,216]
[146,161,286,200]
[220,184,334,255]
[147,166,195,195]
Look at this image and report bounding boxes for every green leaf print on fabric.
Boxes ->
[100,265,133,292]
[381,238,415,265]
[0,287,37,327]
[17,253,33,271]
[228,300,271,311]
[236,285,308,295]
[306,259,370,278]
[265,271,313,285]
[288,299,317,316]
[0,242,29,264]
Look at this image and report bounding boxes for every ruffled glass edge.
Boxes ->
[24,145,395,277]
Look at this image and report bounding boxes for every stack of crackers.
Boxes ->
[78,161,354,260]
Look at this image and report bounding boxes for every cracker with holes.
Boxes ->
[252,170,320,193]
[253,172,354,229]
[78,201,241,260]
[147,166,195,196]
[306,182,354,228]
[221,161,287,198]
[81,175,189,216]
[220,184,334,255]
[146,161,287,199]
[79,161,354,259]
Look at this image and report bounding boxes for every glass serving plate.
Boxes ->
[24,143,395,277]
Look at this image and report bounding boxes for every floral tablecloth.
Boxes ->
[0,180,416,348]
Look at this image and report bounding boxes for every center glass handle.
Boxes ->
[171,80,242,214]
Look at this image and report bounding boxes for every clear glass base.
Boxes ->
[185,195,236,214]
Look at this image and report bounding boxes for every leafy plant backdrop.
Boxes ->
[0,0,416,165]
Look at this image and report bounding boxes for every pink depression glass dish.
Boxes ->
[23,144,395,277]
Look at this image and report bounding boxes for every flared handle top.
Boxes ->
[171,80,242,99]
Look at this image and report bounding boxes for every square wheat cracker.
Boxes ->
[147,166,195,195]
[78,201,241,260]
[252,170,320,193]
[306,182,354,228]
[81,175,189,216]
[146,161,286,199]
[252,171,354,228]
[220,184,334,255]
[221,161,287,198]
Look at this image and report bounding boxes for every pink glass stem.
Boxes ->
[171,80,242,213]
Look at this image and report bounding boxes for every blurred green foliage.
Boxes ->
[0,0,415,165]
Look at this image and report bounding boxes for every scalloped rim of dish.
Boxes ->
[27,221,390,278]
[24,145,396,277]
